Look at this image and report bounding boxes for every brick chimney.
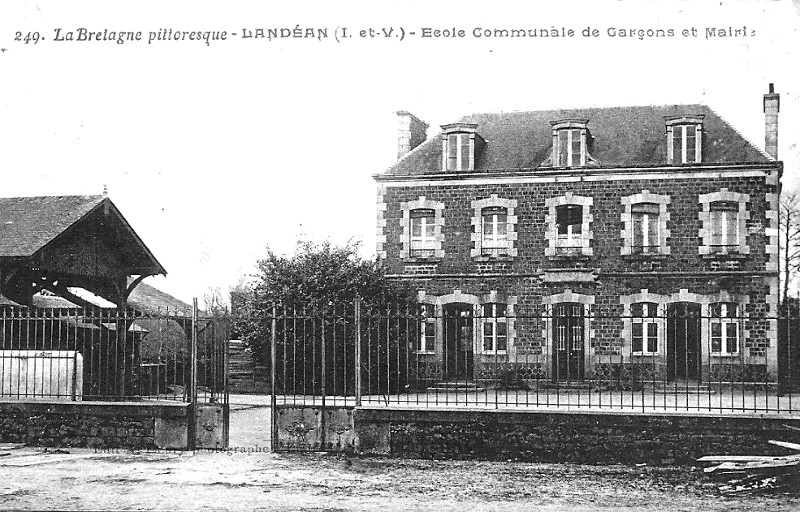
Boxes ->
[396,111,428,160]
[763,83,780,160]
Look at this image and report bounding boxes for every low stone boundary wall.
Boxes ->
[355,407,800,465]
[0,400,190,450]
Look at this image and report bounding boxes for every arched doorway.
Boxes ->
[443,303,474,380]
[666,302,702,381]
[553,302,585,382]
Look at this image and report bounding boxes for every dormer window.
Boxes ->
[441,123,485,172]
[665,115,704,164]
[549,119,593,168]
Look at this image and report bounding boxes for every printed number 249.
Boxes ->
[15,31,40,44]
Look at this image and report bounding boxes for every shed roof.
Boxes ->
[384,104,771,176]
[0,195,165,275]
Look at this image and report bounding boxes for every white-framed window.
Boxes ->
[557,128,582,167]
[545,193,593,257]
[400,196,445,260]
[665,116,703,164]
[631,203,660,254]
[417,303,436,354]
[482,207,508,255]
[410,209,436,258]
[481,303,507,353]
[709,201,739,252]
[556,204,583,250]
[621,191,671,256]
[631,302,659,354]
[446,133,470,172]
[546,120,593,168]
[710,302,740,355]
[440,123,484,172]
[698,189,749,256]
[471,195,518,259]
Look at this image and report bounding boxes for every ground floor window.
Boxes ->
[417,304,436,354]
[632,302,659,354]
[481,303,507,353]
[710,302,740,355]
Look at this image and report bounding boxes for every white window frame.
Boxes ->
[710,303,740,356]
[631,302,660,355]
[620,191,671,256]
[410,210,436,257]
[399,196,445,260]
[665,116,703,164]
[440,123,482,172]
[471,195,518,258]
[480,303,508,354]
[417,303,436,354]
[545,193,593,257]
[698,189,750,256]
[549,120,589,168]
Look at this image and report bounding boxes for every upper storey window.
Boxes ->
[665,115,704,164]
[410,209,436,257]
[400,196,445,260]
[698,189,750,257]
[471,194,518,259]
[547,120,596,168]
[545,193,593,257]
[441,123,486,172]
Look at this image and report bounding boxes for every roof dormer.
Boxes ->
[441,123,486,172]
[665,115,704,164]
[545,119,596,168]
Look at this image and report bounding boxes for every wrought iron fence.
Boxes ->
[259,299,800,414]
[0,305,228,404]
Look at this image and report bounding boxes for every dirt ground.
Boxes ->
[0,396,798,511]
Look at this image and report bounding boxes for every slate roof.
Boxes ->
[0,195,165,275]
[384,105,771,176]
[0,195,105,256]
[127,281,195,315]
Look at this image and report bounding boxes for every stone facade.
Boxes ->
[377,97,782,384]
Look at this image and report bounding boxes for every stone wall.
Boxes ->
[0,400,189,449]
[355,407,800,465]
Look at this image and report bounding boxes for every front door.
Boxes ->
[667,303,702,382]
[553,303,585,382]
[443,304,474,380]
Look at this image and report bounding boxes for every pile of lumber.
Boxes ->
[698,439,800,493]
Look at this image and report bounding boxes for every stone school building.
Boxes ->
[375,86,782,385]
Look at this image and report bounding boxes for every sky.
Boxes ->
[1,0,799,304]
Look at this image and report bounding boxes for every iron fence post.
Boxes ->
[355,296,362,407]
[270,304,278,452]
[188,298,198,451]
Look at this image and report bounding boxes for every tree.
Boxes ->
[780,191,800,304]
[202,286,228,317]
[233,239,415,395]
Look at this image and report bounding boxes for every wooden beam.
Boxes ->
[125,275,147,300]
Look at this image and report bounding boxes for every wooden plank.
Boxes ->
[768,440,800,451]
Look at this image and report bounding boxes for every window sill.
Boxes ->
[701,251,748,260]
[478,351,508,356]
[474,254,514,263]
[403,256,442,264]
[710,353,741,358]
[631,352,659,357]
[622,253,668,261]
[414,351,436,356]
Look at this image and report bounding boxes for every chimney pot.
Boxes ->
[396,111,428,160]
[763,83,780,160]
